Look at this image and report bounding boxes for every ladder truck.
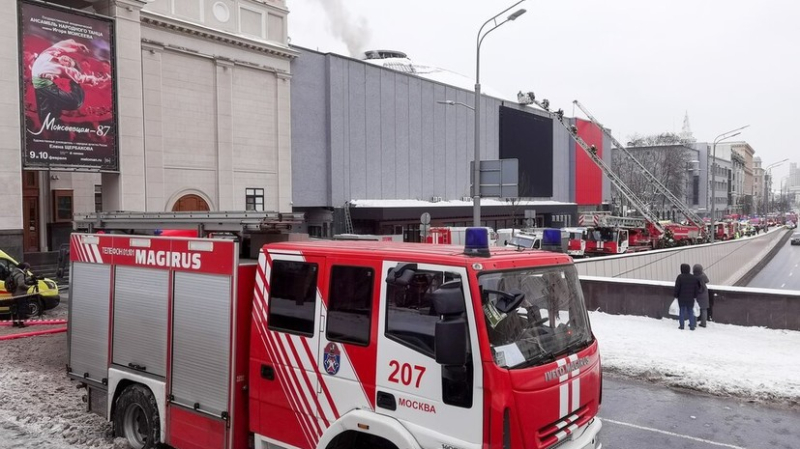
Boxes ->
[517,92,667,254]
[66,211,603,449]
[572,100,708,241]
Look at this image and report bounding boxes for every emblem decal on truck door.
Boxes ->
[323,342,341,375]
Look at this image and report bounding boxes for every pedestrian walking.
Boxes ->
[673,263,701,330]
[693,264,710,327]
[6,262,34,328]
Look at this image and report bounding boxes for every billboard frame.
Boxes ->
[17,0,120,173]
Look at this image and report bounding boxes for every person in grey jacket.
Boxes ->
[674,263,701,330]
[9,263,34,328]
[693,264,710,327]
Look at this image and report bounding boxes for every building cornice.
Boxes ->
[140,12,299,60]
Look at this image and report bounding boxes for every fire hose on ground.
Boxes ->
[0,319,68,340]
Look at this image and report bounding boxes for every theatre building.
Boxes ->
[1,0,295,258]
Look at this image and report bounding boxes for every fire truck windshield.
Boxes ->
[588,228,616,242]
[478,265,593,369]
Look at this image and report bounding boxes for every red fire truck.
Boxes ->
[67,213,602,449]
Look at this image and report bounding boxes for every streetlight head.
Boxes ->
[507,8,527,21]
[437,100,455,106]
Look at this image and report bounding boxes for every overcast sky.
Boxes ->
[288,0,799,187]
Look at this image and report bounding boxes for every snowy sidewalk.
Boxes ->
[589,311,800,404]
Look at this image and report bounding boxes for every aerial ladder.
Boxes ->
[572,99,708,238]
[516,91,665,236]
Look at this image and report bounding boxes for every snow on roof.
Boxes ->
[349,199,576,208]
[591,311,800,403]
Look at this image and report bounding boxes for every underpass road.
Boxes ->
[600,374,798,449]
[747,236,800,290]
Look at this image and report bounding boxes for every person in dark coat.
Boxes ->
[9,263,34,328]
[673,263,701,330]
[693,264,710,327]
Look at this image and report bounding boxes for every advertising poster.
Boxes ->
[20,1,117,171]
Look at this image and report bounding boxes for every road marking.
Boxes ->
[603,418,751,449]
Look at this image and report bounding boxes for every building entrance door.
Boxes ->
[171,194,210,212]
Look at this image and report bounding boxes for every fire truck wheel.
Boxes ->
[114,384,160,449]
[326,431,398,449]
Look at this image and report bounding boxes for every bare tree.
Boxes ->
[612,133,694,219]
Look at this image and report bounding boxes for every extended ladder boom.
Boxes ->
[572,100,706,233]
[521,94,664,234]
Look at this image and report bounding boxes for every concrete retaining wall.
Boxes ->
[574,228,789,286]
[580,276,800,331]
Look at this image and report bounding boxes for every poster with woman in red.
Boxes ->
[20,1,117,171]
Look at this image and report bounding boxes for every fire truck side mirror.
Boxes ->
[435,319,468,366]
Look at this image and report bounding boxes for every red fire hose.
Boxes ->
[0,327,67,341]
[0,319,68,327]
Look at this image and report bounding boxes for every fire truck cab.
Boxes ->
[67,214,601,449]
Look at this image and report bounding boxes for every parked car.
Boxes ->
[0,250,60,316]
[791,232,800,245]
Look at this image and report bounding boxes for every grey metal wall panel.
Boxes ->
[553,118,572,202]
[408,76,423,199]
[329,56,346,207]
[112,266,169,377]
[395,75,410,199]
[290,48,330,208]
[380,69,396,197]
[421,81,436,199]
[69,262,111,383]
[365,65,383,200]
[433,83,447,196]
[348,62,367,200]
[171,272,232,416]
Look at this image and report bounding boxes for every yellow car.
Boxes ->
[0,250,61,317]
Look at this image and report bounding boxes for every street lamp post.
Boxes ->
[763,160,789,215]
[473,1,526,227]
[709,125,749,242]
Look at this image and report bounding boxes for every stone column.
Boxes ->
[276,73,292,213]
[0,1,23,257]
[97,0,147,211]
[215,59,234,210]
[141,42,164,210]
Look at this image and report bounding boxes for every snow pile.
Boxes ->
[590,311,800,404]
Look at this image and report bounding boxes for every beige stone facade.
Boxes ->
[1,0,295,255]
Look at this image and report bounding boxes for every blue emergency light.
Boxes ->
[543,229,561,246]
[464,228,491,257]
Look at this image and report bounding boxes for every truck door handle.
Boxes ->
[261,364,275,381]
[128,363,146,372]
[376,391,396,411]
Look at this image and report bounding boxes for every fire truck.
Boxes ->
[66,212,602,449]
[564,228,588,257]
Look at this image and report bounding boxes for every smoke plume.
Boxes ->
[312,0,372,57]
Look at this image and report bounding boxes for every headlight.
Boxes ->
[45,280,57,289]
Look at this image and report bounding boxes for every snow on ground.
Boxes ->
[590,311,800,405]
[1,304,798,448]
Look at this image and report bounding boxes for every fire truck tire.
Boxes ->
[113,384,160,449]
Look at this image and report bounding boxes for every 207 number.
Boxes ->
[388,361,426,388]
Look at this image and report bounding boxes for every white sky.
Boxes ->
[287,0,799,186]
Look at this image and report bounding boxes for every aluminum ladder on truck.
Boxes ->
[520,93,665,235]
[594,215,648,229]
[72,211,305,236]
[572,100,707,237]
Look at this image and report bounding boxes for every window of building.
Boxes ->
[267,260,318,336]
[327,266,374,345]
[385,268,464,357]
[95,185,102,213]
[246,188,264,211]
[53,190,73,223]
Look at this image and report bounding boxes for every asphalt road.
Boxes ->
[600,374,798,449]
[746,235,800,290]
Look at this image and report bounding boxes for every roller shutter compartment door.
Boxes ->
[69,262,111,383]
[112,266,169,377]
[171,272,232,416]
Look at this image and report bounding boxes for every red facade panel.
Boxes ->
[575,119,604,205]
